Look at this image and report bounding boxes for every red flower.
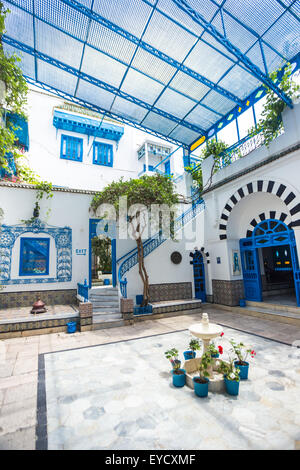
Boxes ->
[220,332,224,337]
[218,345,223,354]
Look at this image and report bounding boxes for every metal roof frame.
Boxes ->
[2,0,299,147]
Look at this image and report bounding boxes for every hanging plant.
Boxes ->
[0,2,53,218]
[249,63,300,147]
[185,138,228,194]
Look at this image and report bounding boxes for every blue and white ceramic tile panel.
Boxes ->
[0,218,72,285]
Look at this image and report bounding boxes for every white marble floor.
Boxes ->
[44,327,300,450]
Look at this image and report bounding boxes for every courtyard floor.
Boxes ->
[0,307,299,450]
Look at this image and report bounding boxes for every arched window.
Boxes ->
[253,219,289,237]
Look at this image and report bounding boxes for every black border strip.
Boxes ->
[35,325,293,450]
[36,354,48,450]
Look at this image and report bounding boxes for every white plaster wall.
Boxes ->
[0,186,92,292]
[201,103,300,287]
[24,89,180,192]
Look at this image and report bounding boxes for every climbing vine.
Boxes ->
[249,63,300,147]
[0,2,53,218]
[185,138,228,194]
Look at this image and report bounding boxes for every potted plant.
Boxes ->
[165,348,181,371]
[218,360,240,396]
[208,342,223,359]
[229,339,256,380]
[193,351,212,398]
[165,348,185,388]
[183,338,201,360]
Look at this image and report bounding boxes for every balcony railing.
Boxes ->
[217,129,265,170]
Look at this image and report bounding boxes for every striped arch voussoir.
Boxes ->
[219,180,300,240]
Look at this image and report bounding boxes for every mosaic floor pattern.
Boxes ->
[43,327,300,450]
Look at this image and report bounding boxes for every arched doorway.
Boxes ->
[240,219,300,306]
[192,250,206,302]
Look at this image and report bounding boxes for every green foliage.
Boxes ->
[91,174,179,216]
[189,338,201,352]
[201,138,228,160]
[165,348,181,370]
[198,351,213,380]
[164,348,179,361]
[217,360,240,382]
[92,237,112,273]
[0,2,28,118]
[250,64,300,147]
[185,138,228,193]
[229,339,255,364]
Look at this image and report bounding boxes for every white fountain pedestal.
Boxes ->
[185,313,227,393]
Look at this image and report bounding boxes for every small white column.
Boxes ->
[145,142,149,174]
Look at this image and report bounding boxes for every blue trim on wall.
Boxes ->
[19,237,50,277]
[53,110,124,142]
[93,142,114,167]
[60,134,83,162]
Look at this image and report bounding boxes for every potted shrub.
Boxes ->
[218,360,240,396]
[183,338,201,360]
[165,348,185,388]
[208,342,223,359]
[193,351,212,398]
[229,339,256,380]
[165,348,181,371]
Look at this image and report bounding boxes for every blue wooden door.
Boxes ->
[290,232,300,306]
[164,160,171,175]
[192,251,206,302]
[240,240,262,301]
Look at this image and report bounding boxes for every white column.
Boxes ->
[145,143,149,174]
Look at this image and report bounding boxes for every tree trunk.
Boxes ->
[136,236,150,306]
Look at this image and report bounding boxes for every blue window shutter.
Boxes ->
[93,142,113,167]
[60,135,83,162]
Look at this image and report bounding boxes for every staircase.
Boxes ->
[89,286,124,329]
[117,198,205,297]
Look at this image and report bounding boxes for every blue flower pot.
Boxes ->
[104,279,110,285]
[225,377,240,396]
[183,350,196,360]
[172,369,186,387]
[136,295,143,305]
[193,377,209,397]
[235,361,249,380]
[67,321,77,334]
[239,299,246,307]
[211,353,220,358]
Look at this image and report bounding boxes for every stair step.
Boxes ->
[93,307,120,313]
[92,320,125,330]
[92,304,119,310]
[90,297,119,302]
[246,300,300,315]
[91,300,119,306]
[90,294,119,300]
[93,313,123,322]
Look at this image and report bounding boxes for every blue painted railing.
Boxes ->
[118,198,205,298]
[217,129,265,169]
[77,279,89,302]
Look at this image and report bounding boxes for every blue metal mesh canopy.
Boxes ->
[2,0,300,147]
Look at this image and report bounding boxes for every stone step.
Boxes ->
[90,296,119,302]
[93,306,120,313]
[91,300,119,307]
[263,288,294,298]
[92,303,119,310]
[93,313,123,322]
[92,319,125,330]
[246,300,300,315]
[212,302,300,327]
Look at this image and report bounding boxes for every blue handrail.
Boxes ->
[118,198,205,298]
